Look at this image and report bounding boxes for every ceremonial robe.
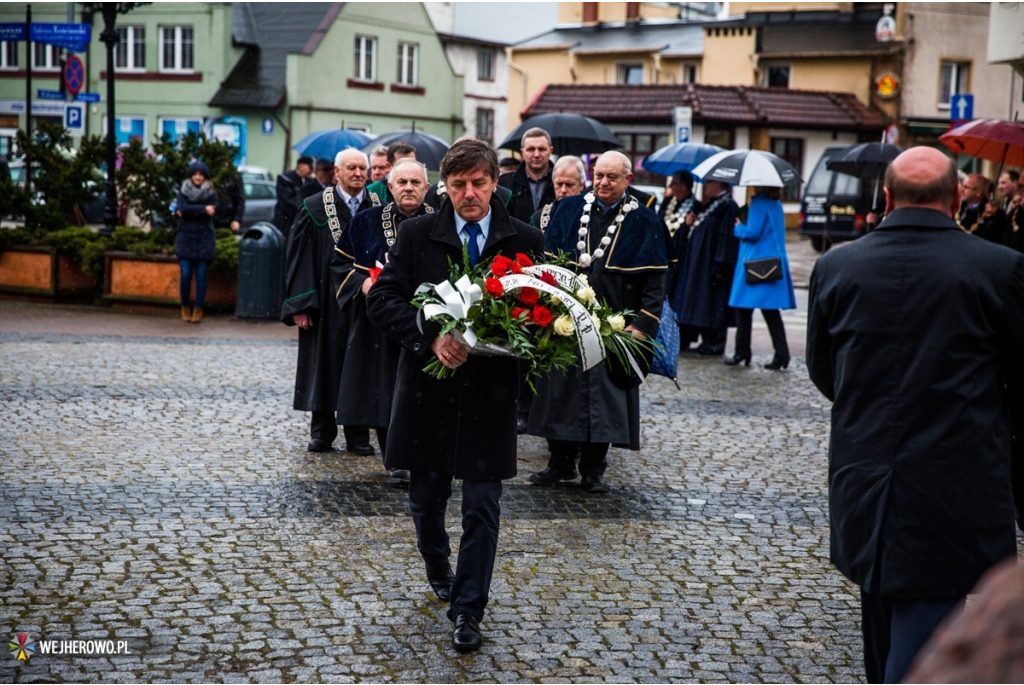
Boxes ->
[331,202,434,427]
[675,192,739,330]
[527,194,669,449]
[660,195,702,314]
[281,186,374,412]
[366,197,543,480]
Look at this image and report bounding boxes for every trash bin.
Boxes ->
[236,222,285,320]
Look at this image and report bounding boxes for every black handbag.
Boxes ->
[743,211,784,285]
[744,256,783,284]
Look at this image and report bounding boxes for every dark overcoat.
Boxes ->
[281,186,374,412]
[497,161,555,221]
[807,207,1024,598]
[527,194,669,449]
[660,195,702,314]
[330,201,434,427]
[366,196,544,480]
[175,189,218,262]
[675,192,738,329]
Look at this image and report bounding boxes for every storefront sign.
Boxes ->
[875,71,900,99]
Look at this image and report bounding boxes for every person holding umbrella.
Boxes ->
[725,186,795,370]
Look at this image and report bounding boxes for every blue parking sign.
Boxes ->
[65,104,82,128]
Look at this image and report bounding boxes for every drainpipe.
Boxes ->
[653,54,675,84]
[507,51,528,120]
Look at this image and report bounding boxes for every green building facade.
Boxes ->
[0,2,464,175]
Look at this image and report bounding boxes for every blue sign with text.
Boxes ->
[950,94,974,122]
[262,118,274,135]
[0,23,26,42]
[37,89,64,101]
[31,23,91,53]
[75,92,101,103]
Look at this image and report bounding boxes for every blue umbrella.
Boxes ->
[642,142,725,176]
[292,129,375,160]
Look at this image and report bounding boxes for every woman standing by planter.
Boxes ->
[725,187,795,370]
[175,161,218,323]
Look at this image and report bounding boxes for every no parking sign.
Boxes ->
[64,55,85,96]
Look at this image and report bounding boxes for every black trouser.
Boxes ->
[547,439,610,477]
[697,327,727,352]
[409,471,502,622]
[860,589,963,683]
[678,324,699,347]
[733,308,789,360]
[375,426,389,466]
[310,411,369,449]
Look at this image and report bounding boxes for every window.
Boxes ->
[396,42,418,86]
[0,41,17,69]
[476,108,494,143]
[766,64,791,88]
[704,128,734,150]
[160,26,193,72]
[158,117,202,144]
[612,132,667,184]
[33,43,59,70]
[102,116,147,146]
[354,35,376,82]
[682,63,698,84]
[938,60,970,109]
[769,137,804,200]
[477,49,494,81]
[617,64,644,85]
[115,26,146,70]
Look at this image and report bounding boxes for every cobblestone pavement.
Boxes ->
[1,317,868,684]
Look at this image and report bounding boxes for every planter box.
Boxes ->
[103,251,236,311]
[0,246,99,301]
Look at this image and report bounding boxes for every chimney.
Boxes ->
[582,2,598,25]
[626,2,641,22]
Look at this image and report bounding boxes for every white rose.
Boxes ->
[576,286,596,304]
[606,314,626,333]
[553,314,575,336]
[550,294,562,307]
[578,274,589,286]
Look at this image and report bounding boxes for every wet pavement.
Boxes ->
[0,236,868,683]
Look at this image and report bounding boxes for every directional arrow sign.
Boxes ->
[951,94,973,121]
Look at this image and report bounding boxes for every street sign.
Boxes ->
[65,55,85,95]
[884,124,899,145]
[0,22,26,42]
[262,118,274,135]
[30,22,91,53]
[950,94,974,121]
[37,89,64,101]
[673,106,692,144]
[75,92,100,103]
[64,103,85,135]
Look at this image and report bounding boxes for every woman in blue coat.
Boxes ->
[175,161,218,323]
[725,187,795,369]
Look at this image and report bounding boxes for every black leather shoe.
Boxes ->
[764,356,790,371]
[528,465,577,486]
[517,418,528,434]
[307,439,334,453]
[724,354,751,367]
[695,344,725,356]
[452,612,482,652]
[425,560,454,602]
[581,474,609,493]
[347,441,375,456]
[387,469,410,487]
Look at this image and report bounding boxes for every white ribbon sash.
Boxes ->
[521,264,586,292]
[498,274,605,371]
[421,275,483,346]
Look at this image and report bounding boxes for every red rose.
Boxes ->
[511,307,529,321]
[518,287,539,305]
[515,252,534,267]
[485,278,504,297]
[490,255,513,276]
[539,271,557,287]
[510,262,523,275]
[531,304,553,327]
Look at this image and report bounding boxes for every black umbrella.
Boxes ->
[825,142,903,211]
[499,113,622,156]
[360,130,451,171]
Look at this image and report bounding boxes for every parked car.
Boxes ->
[241,180,277,228]
[630,183,666,210]
[798,145,879,252]
[239,165,272,183]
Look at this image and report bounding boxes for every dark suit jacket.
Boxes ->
[497,162,555,222]
[807,206,1024,597]
[273,169,309,234]
[366,196,544,480]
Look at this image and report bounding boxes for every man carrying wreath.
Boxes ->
[366,139,543,653]
[527,150,671,493]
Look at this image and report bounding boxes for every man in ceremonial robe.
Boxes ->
[527,151,669,493]
[530,155,587,232]
[331,159,433,487]
[281,149,379,454]
[366,140,544,652]
[662,171,702,347]
[301,159,336,199]
[364,142,417,206]
[957,173,988,234]
[675,179,739,356]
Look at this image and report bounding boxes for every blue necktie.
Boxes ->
[348,197,359,217]
[464,222,482,267]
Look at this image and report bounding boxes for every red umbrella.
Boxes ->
[939,118,1024,170]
